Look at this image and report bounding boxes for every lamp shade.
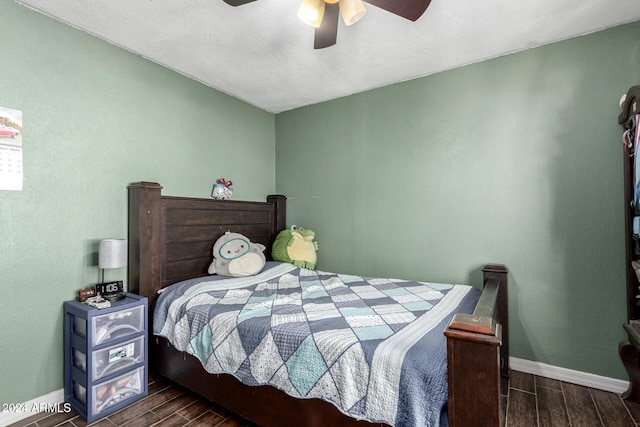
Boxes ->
[340,0,367,26]
[98,239,127,269]
[298,0,325,28]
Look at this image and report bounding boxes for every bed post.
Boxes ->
[267,194,287,235]
[128,182,163,308]
[483,264,510,377]
[266,195,286,259]
[444,264,508,427]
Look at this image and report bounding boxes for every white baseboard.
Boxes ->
[0,359,630,426]
[0,388,65,427]
[510,357,629,394]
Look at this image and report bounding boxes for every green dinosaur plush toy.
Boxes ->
[272,225,319,269]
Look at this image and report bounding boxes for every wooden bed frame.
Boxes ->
[127,182,510,427]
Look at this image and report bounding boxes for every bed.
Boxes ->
[127,181,510,427]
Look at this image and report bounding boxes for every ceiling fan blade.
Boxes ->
[314,2,339,49]
[223,0,258,6]
[363,0,431,21]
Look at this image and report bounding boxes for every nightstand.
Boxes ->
[63,293,148,422]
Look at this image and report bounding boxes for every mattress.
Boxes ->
[153,262,481,426]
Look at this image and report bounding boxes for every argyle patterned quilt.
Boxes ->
[153,262,480,427]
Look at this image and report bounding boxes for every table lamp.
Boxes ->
[97,238,127,301]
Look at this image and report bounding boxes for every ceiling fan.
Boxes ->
[222,0,432,49]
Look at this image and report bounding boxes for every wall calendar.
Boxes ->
[0,107,23,191]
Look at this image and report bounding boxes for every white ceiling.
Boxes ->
[16,0,640,113]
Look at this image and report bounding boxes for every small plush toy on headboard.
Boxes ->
[211,178,233,200]
[208,232,266,277]
[272,225,319,269]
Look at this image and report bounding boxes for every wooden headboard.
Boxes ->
[127,182,286,308]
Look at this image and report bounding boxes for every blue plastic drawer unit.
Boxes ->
[64,293,148,422]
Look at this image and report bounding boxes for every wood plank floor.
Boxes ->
[9,370,640,427]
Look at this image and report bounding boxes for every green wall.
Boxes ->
[3,0,640,410]
[0,3,275,404]
[276,22,640,379]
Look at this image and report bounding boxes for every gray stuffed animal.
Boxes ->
[207,232,266,277]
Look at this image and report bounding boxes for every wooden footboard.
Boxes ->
[445,264,509,427]
[128,182,509,427]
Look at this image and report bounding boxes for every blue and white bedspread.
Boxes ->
[154,262,480,427]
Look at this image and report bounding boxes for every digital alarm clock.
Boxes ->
[95,281,125,301]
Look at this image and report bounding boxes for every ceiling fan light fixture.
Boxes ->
[339,0,366,26]
[298,0,326,28]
